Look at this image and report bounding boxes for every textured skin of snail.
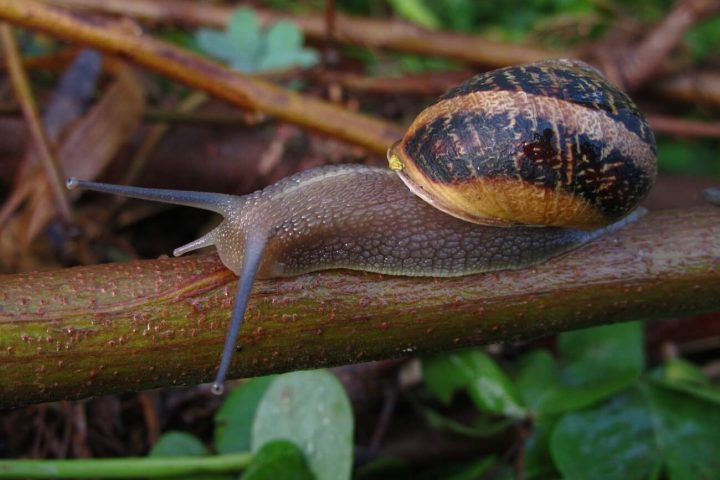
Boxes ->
[388,59,657,228]
[66,59,656,393]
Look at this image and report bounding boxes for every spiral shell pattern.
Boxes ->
[388,59,657,229]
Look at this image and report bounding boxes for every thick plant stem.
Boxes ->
[1,207,719,409]
[0,452,253,478]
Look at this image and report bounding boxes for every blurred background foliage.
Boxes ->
[1,0,719,479]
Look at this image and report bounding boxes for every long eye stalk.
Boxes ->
[211,236,267,395]
[67,177,260,394]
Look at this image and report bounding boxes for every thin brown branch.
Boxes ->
[0,0,403,155]
[0,23,72,222]
[655,71,720,109]
[1,207,719,409]
[44,0,556,68]
[597,0,720,90]
[647,114,720,138]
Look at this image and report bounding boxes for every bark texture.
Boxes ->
[1,207,719,409]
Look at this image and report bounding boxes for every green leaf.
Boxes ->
[434,456,495,480]
[516,321,644,415]
[645,383,720,479]
[242,440,315,480]
[558,321,644,386]
[550,388,659,480]
[551,384,720,480]
[523,415,560,480]
[651,358,720,405]
[423,350,526,418]
[422,354,470,405]
[388,0,442,30]
[215,376,277,454]
[194,7,318,73]
[227,8,262,61]
[149,431,210,457]
[195,29,239,63]
[685,16,720,62]
[251,370,353,480]
[515,350,558,412]
[422,407,513,437]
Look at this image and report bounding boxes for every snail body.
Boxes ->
[67,59,656,394]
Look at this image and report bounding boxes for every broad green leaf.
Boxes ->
[558,321,644,386]
[529,376,639,415]
[242,440,314,480]
[195,29,239,63]
[423,350,526,418]
[388,0,441,30]
[252,370,353,480]
[422,354,469,404]
[215,376,277,454]
[645,383,720,479]
[515,350,558,411]
[516,323,644,415]
[264,21,302,51]
[551,383,720,480]
[149,431,209,457]
[227,8,262,61]
[550,388,659,480]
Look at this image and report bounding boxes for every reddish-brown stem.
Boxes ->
[1,207,719,409]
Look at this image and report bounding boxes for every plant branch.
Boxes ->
[0,0,403,155]
[0,23,73,222]
[43,0,556,68]
[1,207,719,409]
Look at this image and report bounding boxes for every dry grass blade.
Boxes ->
[0,23,72,222]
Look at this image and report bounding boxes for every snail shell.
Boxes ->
[388,59,657,229]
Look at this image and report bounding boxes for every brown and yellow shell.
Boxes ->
[387,59,657,229]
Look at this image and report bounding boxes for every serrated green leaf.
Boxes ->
[149,431,209,457]
[242,440,314,480]
[251,370,353,480]
[215,376,277,454]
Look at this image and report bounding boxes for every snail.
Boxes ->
[66,59,656,394]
